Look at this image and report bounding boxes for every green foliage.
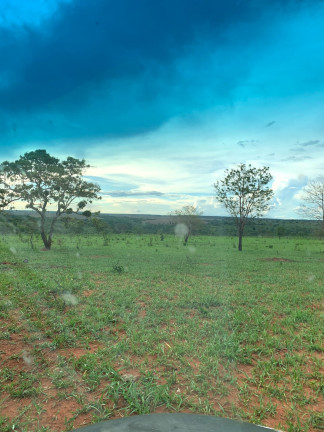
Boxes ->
[6,372,40,398]
[0,149,101,249]
[0,211,322,239]
[62,216,85,235]
[214,164,273,250]
[112,263,125,274]
[82,210,92,218]
[277,225,286,239]
[0,416,17,432]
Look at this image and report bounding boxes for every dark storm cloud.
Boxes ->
[0,6,301,104]
[0,0,323,148]
[0,0,260,110]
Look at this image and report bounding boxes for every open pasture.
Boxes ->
[0,234,323,431]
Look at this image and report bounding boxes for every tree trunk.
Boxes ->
[40,216,52,250]
[238,224,244,251]
[39,214,59,250]
[40,228,51,249]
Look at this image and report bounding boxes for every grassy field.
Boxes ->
[0,233,323,431]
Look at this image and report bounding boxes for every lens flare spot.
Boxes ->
[22,351,33,366]
[61,293,78,306]
[174,223,189,237]
[307,274,315,282]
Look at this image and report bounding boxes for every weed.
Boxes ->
[0,367,15,382]
[112,263,124,274]
[0,416,17,432]
[6,372,40,398]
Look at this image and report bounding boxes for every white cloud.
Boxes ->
[272,176,289,193]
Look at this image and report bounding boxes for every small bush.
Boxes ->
[113,264,124,274]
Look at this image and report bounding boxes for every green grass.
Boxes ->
[0,233,323,431]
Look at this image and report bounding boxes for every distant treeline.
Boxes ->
[0,211,322,238]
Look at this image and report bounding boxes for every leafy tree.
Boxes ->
[171,205,203,245]
[62,216,86,235]
[0,169,21,211]
[298,176,324,229]
[214,164,273,251]
[91,215,110,238]
[0,149,101,249]
[277,225,286,240]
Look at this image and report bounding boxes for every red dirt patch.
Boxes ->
[37,397,84,430]
[83,289,95,297]
[57,342,105,360]
[153,404,170,414]
[137,301,147,318]
[0,394,33,418]
[185,357,201,375]
[0,311,108,431]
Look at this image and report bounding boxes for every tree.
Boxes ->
[0,169,21,211]
[298,176,324,229]
[0,149,101,249]
[277,225,286,240]
[91,215,110,244]
[214,164,273,251]
[171,205,203,245]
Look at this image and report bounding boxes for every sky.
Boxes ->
[0,0,324,218]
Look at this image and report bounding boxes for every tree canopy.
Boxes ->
[298,176,324,228]
[214,164,273,251]
[171,205,203,245]
[0,149,101,249]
